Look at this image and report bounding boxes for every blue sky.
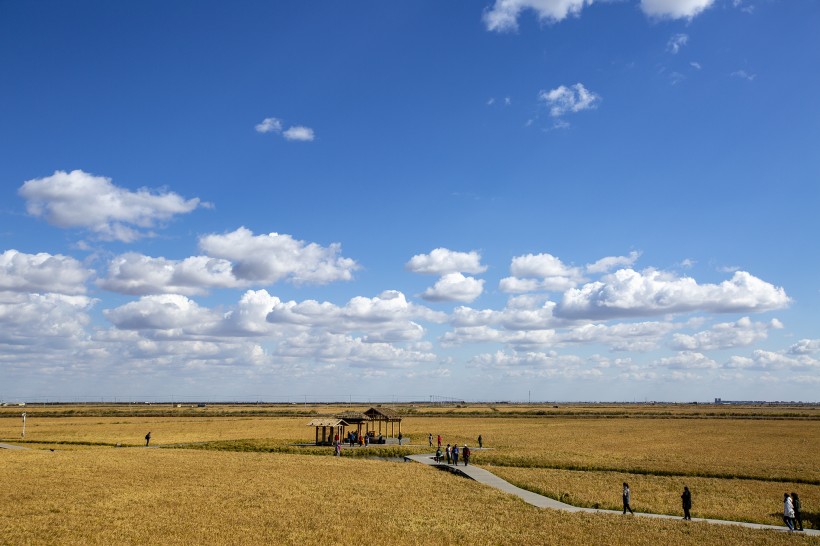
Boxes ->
[1,0,818,402]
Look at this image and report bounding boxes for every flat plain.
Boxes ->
[1,403,818,544]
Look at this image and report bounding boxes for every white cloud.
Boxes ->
[539,83,601,117]
[406,248,487,275]
[586,251,641,274]
[255,117,283,133]
[98,253,237,295]
[670,317,782,351]
[421,273,485,303]
[731,69,756,81]
[666,33,689,54]
[652,351,718,369]
[266,290,445,341]
[0,293,95,345]
[274,331,437,366]
[483,0,593,32]
[283,126,315,142]
[103,294,220,332]
[19,170,203,242]
[256,117,315,142]
[641,0,715,19]
[1,249,92,295]
[558,269,790,320]
[725,349,820,371]
[199,227,357,285]
[500,253,584,293]
[787,339,820,355]
[690,61,702,70]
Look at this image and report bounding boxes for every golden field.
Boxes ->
[0,448,816,546]
[1,404,819,540]
[489,466,819,528]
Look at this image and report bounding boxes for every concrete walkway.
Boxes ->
[405,454,819,537]
[0,442,31,450]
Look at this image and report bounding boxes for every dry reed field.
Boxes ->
[2,403,818,541]
[0,448,815,546]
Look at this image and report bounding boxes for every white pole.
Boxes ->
[21,412,26,439]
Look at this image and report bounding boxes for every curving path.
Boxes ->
[0,443,31,450]
[405,454,819,537]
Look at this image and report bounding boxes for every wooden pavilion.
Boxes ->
[307,418,348,446]
[363,407,402,439]
[305,407,403,445]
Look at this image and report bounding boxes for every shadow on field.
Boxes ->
[802,511,819,530]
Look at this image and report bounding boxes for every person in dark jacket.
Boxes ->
[792,492,804,531]
[681,486,692,520]
[622,482,634,515]
[145,432,151,446]
[463,445,470,466]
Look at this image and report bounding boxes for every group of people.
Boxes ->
[346,431,366,447]
[784,492,805,531]
[430,433,484,466]
[434,443,472,466]
[623,482,806,531]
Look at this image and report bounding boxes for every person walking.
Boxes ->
[445,444,451,464]
[144,432,151,446]
[681,486,692,520]
[478,434,483,448]
[452,444,459,466]
[435,446,442,463]
[429,433,433,447]
[784,493,796,531]
[437,435,442,448]
[463,445,470,466]
[398,432,403,446]
[792,492,804,531]
[622,482,634,515]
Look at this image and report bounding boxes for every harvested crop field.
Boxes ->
[1,403,818,544]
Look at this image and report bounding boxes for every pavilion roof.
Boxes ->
[364,407,401,420]
[336,411,370,421]
[307,418,348,427]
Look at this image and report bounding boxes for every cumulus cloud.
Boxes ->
[421,273,485,303]
[103,294,220,332]
[666,33,689,54]
[500,253,584,293]
[406,248,487,275]
[256,117,315,142]
[98,253,237,295]
[726,349,820,371]
[483,0,593,32]
[641,0,715,19]
[19,170,203,242]
[670,317,782,351]
[652,351,718,369]
[787,339,820,355]
[1,249,92,295]
[274,331,437,366]
[731,69,756,81]
[0,293,95,346]
[539,83,601,117]
[199,227,357,285]
[586,251,641,275]
[283,126,315,141]
[557,269,790,320]
[255,117,283,133]
[266,290,445,342]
